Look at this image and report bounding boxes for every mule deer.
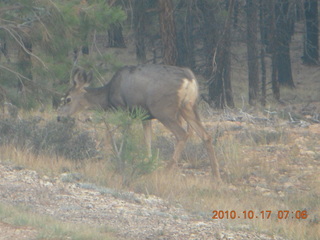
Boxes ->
[57,65,221,180]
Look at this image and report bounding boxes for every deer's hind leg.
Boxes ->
[180,104,221,181]
[153,109,189,166]
[164,119,188,165]
[142,120,152,158]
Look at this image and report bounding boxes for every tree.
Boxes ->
[208,0,235,109]
[246,0,259,106]
[267,0,281,101]
[274,0,295,88]
[158,0,178,65]
[17,36,33,94]
[133,0,148,63]
[107,24,126,48]
[303,0,319,65]
[176,0,195,69]
[0,0,126,108]
[107,0,126,48]
[259,0,295,101]
[198,0,217,78]
[259,0,269,106]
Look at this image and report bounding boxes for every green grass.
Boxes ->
[0,203,115,240]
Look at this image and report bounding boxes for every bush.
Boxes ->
[0,117,99,161]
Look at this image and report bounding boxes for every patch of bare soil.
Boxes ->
[0,162,279,240]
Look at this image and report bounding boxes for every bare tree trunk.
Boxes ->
[269,0,281,101]
[17,37,33,94]
[233,0,239,28]
[259,0,268,106]
[275,0,295,88]
[303,0,319,65]
[107,23,126,48]
[246,0,259,106]
[158,0,178,65]
[133,0,147,63]
[198,0,217,78]
[260,47,267,106]
[208,0,235,109]
[259,0,273,53]
[176,0,195,69]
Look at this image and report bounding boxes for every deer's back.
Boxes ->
[107,64,199,118]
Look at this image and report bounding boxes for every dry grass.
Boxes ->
[1,90,319,240]
[1,113,319,239]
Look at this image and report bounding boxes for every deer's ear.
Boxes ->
[72,68,91,89]
[86,70,93,83]
[72,68,82,88]
[72,68,81,85]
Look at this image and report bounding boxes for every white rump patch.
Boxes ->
[178,78,198,106]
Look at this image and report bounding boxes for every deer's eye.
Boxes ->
[66,97,71,103]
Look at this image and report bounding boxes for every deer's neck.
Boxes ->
[84,85,109,110]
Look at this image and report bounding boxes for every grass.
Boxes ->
[1,106,319,240]
[0,202,115,240]
[0,117,320,239]
[2,102,320,240]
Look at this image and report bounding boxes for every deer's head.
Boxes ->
[57,68,93,121]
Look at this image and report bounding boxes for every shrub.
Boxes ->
[94,108,159,186]
[0,117,99,161]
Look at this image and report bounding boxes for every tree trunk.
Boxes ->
[176,0,195,69]
[17,37,33,93]
[268,0,281,101]
[133,0,147,63]
[259,0,268,106]
[208,0,235,109]
[303,0,319,65]
[158,0,178,65]
[246,0,259,106]
[198,0,217,78]
[259,0,274,53]
[107,23,126,48]
[260,47,267,106]
[275,0,295,88]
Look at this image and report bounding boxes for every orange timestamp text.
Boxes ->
[212,210,308,220]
